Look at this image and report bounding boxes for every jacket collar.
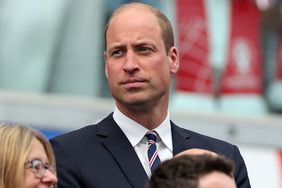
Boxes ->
[96,113,149,188]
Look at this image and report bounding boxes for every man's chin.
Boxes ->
[119,97,149,108]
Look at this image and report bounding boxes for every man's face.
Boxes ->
[198,171,237,188]
[104,7,178,110]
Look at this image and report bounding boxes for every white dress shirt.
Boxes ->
[113,106,173,177]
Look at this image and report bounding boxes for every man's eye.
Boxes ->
[138,47,153,53]
[111,49,123,57]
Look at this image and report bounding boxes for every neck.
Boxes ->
[116,103,168,130]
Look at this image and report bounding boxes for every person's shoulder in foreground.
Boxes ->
[146,154,237,188]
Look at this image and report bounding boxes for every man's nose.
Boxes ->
[123,50,139,72]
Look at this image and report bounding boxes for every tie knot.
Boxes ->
[146,131,158,143]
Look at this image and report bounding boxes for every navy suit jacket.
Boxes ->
[50,113,251,188]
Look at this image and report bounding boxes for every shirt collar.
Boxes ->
[154,115,173,152]
[113,106,173,151]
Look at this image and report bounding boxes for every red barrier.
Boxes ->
[278,150,282,188]
[220,0,263,94]
[175,0,213,94]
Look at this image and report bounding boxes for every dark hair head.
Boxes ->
[146,154,235,188]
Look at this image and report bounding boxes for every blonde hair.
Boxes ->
[0,122,56,188]
[104,2,175,54]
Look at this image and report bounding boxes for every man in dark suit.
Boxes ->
[50,2,251,188]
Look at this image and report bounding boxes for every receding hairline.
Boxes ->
[108,3,157,25]
[104,2,175,53]
[104,3,159,41]
[116,3,155,14]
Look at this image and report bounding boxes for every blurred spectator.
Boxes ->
[0,122,57,188]
[146,154,236,188]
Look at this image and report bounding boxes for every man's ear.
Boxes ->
[169,47,179,74]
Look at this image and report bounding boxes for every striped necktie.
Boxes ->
[146,131,161,172]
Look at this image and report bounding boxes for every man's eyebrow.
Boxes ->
[133,40,154,45]
[132,41,157,49]
[107,43,124,52]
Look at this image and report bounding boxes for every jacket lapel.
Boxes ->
[97,114,148,188]
[171,121,192,155]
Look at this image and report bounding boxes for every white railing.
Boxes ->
[0,90,281,148]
